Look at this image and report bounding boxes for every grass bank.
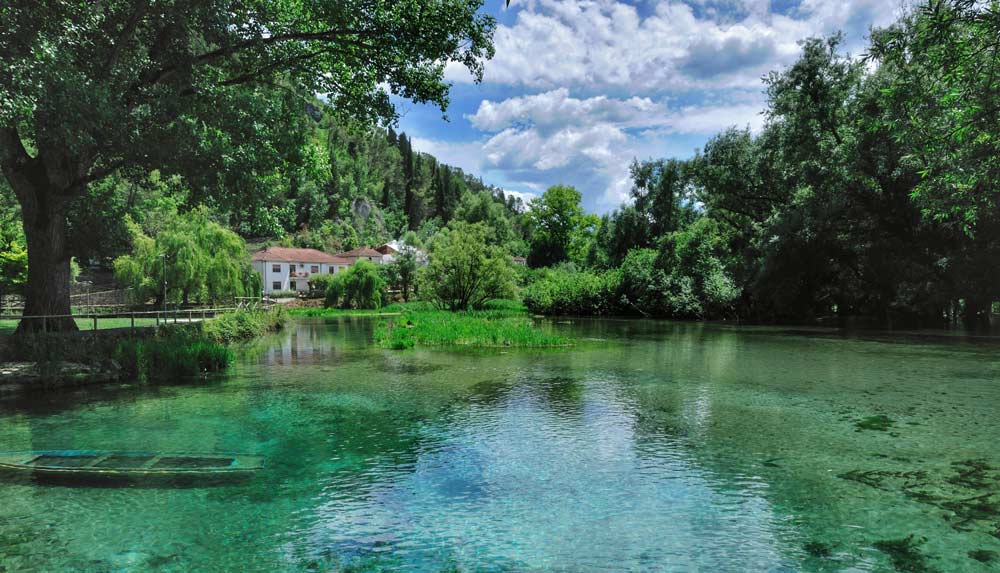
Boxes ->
[286,302,429,317]
[374,306,571,349]
[0,317,165,336]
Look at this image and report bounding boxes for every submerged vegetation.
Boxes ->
[374,305,570,349]
[855,415,896,432]
[873,535,936,573]
[839,457,1000,569]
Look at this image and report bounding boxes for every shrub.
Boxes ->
[307,273,338,297]
[522,268,620,316]
[522,220,739,320]
[269,289,300,298]
[323,260,386,309]
[200,309,286,344]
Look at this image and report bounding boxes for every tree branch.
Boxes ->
[103,0,151,75]
[133,27,378,93]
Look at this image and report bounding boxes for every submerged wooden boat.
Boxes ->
[0,450,264,483]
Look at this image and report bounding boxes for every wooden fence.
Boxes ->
[0,298,273,334]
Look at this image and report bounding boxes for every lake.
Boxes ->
[0,317,998,572]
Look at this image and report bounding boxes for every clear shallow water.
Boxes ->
[0,318,999,572]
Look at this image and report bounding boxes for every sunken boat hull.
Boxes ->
[0,451,264,485]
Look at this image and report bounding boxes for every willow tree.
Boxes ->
[0,0,495,333]
[113,206,259,305]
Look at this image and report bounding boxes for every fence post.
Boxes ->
[131,312,135,332]
[92,315,97,332]
[41,316,46,333]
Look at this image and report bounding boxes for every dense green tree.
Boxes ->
[0,0,496,332]
[419,222,515,310]
[454,191,517,248]
[0,189,27,309]
[629,159,696,237]
[114,206,258,306]
[324,260,386,309]
[526,185,585,267]
[392,250,419,302]
[867,0,1000,327]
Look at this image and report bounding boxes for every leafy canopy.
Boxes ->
[113,205,259,304]
[419,222,515,310]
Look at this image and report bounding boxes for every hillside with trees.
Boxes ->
[2,0,998,330]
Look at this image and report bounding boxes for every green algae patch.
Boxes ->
[948,459,993,489]
[374,310,572,349]
[969,549,998,563]
[803,541,832,558]
[873,535,937,572]
[855,415,895,431]
[838,469,927,489]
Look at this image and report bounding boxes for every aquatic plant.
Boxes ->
[837,469,927,490]
[374,310,572,349]
[855,415,895,431]
[873,535,936,573]
[948,459,994,489]
[114,333,233,382]
[803,541,832,558]
[287,301,434,317]
[969,549,998,563]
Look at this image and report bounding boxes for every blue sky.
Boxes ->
[394,0,901,213]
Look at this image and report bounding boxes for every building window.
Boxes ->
[311,265,319,273]
[290,281,297,290]
[272,281,281,290]
[272,264,281,273]
[329,268,335,274]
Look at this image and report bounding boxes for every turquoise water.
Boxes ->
[0,318,999,572]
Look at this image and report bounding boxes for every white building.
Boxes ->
[375,241,428,265]
[251,246,351,295]
[335,246,387,264]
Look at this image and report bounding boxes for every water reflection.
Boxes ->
[0,318,997,571]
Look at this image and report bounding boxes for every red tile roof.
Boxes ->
[251,246,351,264]
[336,247,384,258]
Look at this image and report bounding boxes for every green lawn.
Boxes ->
[0,316,196,335]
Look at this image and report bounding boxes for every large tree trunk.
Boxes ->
[15,185,77,334]
[1,131,82,335]
[962,296,991,332]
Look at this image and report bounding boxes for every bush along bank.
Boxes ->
[115,309,287,381]
[114,331,233,382]
[0,309,286,389]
